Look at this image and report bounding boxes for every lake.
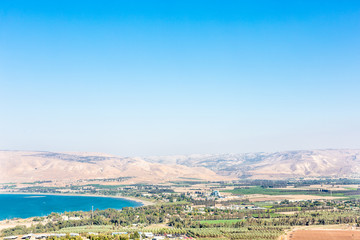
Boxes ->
[0,194,142,220]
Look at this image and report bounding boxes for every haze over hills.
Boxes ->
[1,149,360,183]
[145,149,360,179]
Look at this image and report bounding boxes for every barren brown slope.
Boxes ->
[0,151,230,183]
[247,149,360,179]
[144,149,360,179]
[2,149,359,183]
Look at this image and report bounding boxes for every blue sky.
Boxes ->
[1,1,359,156]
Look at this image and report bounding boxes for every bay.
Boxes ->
[0,194,142,220]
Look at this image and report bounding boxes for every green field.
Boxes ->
[225,186,346,196]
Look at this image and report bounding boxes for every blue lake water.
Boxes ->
[0,194,142,220]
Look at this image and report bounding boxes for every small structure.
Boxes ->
[152,236,165,240]
[248,206,266,210]
[49,234,66,238]
[112,232,128,236]
[35,234,49,239]
[22,234,33,239]
[62,216,81,221]
[210,190,221,198]
[143,233,154,238]
[4,236,18,240]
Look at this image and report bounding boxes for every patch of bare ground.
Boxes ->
[282,225,360,240]
[287,229,360,240]
[145,223,171,229]
[278,211,297,215]
[0,217,48,231]
[248,194,342,202]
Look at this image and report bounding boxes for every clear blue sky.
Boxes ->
[1,1,359,156]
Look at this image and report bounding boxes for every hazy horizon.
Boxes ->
[1,1,360,156]
[1,148,360,158]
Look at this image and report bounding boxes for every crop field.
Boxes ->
[248,194,343,202]
[288,229,360,240]
[57,225,289,240]
[251,213,283,218]
[57,225,117,233]
[225,186,347,197]
[198,219,245,224]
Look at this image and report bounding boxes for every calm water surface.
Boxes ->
[0,194,142,220]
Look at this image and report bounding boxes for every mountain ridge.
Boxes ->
[1,149,360,183]
[143,149,360,179]
[0,150,228,184]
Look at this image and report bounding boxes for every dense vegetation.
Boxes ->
[3,199,360,240]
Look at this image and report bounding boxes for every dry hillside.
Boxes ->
[144,149,360,179]
[1,149,360,183]
[0,151,228,183]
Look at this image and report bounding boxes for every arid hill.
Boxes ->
[0,151,228,183]
[144,149,360,179]
[1,149,360,183]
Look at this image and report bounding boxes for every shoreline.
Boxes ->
[0,191,155,207]
[0,191,155,228]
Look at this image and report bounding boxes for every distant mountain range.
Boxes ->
[1,149,360,183]
[144,149,360,179]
